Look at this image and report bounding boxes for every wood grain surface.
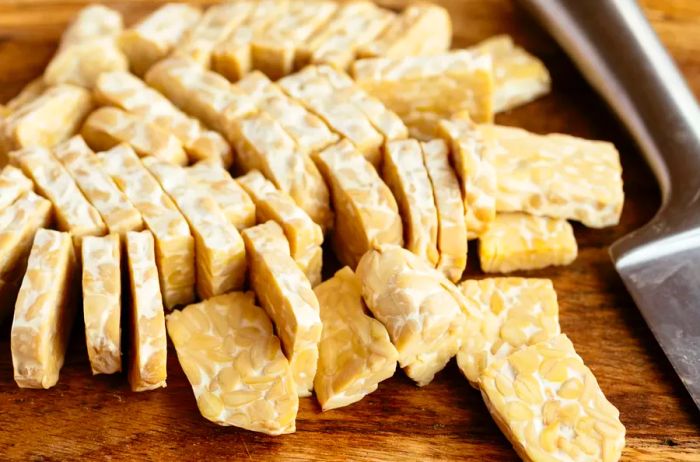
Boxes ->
[1,1,699,460]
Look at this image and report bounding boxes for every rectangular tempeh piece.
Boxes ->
[186,161,255,231]
[456,278,560,386]
[314,140,403,269]
[242,221,322,397]
[125,230,167,392]
[480,124,625,228]
[11,229,77,389]
[56,4,123,51]
[229,111,333,231]
[95,71,231,166]
[382,139,439,266]
[172,1,256,67]
[54,136,143,237]
[82,234,122,375]
[352,51,494,139]
[296,1,395,70]
[166,292,298,435]
[421,139,467,282]
[479,335,625,462]
[237,170,323,286]
[97,144,195,309]
[356,245,473,386]
[119,3,202,76]
[82,106,188,166]
[1,85,93,164]
[314,267,397,410]
[437,115,498,238]
[235,72,339,155]
[0,165,33,211]
[472,35,551,113]
[358,3,451,59]
[144,158,246,299]
[251,0,337,79]
[479,213,578,273]
[13,146,106,246]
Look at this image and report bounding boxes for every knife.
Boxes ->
[517,0,700,409]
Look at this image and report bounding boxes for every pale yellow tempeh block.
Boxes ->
[314,140,403,269]
[456,278,560,386]
[82,106,188,166]
[480,124,625,228]
[97,144,195,309]
[356,245,474,386]
[54,136,143,237]
[479,213,578,274]
[1,85,93,164]
[187,161,255,231]
[382,139,438,266]
[82,234,122,375]
[421,139,467,282]
[125,230,167,392]
[95,71,231,167]
[479,335,625,462]
[146,57,257,135]
[437,115,498,238]
[358,2,451,59]
[172,1,256,67]
[472,35,551,113]
[211,0,291,82]
[167,292,298,435]
[11,229,77,389]
[296,1,395,70]
[144,157,246,299]
[251,0,337,79]
[352,51,494,139]
[235,72,339,155]
[44,6,127,89]
[237,170,323,286]
[229,111,332,232]
[314,267,398,411]
[13,146,106,246]
[242,221,322,397]
[119,3,202,76]
[0,165,33,211]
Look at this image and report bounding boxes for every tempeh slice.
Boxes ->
[0,165,33,211]
[56,4,123,51]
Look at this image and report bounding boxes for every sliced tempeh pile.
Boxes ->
[479,213,578,273]
[54,136,143,237]
[167,292,298,435]
[82,234,122,375]
[0,165,33,211]
[97,144,195,309]
[237,170,323,286]
[314,266,397,411]
[144,157,246,299]
[421,139,467,282]
[11,229,77,388]
[82,106,188,166]
[382,139,439,266]
[456,277,560,386]
[314,140,403,269]
[119,3,202,76]
[479,335,625,462]
[242,221,322,397]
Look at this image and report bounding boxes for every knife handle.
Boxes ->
[518,0,700,262]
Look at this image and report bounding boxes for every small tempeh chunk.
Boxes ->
[82,234,122,375]
[11,229,77,389]
[314,267,398,410]
[167,292,298,435]
[56,4,123,51]
[0,165,33,211]
[479,213,578,273]
[242,221,322,397]
[125,230,167,392]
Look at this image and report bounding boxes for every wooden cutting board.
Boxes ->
[0,1,699,460]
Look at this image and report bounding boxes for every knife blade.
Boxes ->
[518,0,700,409]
